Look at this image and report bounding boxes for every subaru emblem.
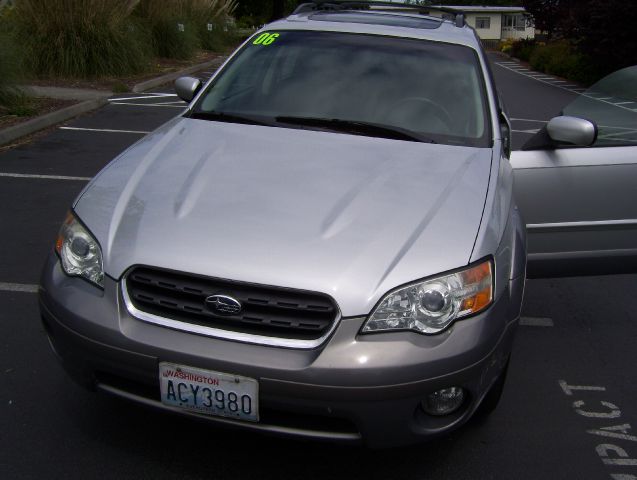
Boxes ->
[205,295,242,316]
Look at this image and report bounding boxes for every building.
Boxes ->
[428,5,535,43]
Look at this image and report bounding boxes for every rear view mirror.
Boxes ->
[175,76,202,102]
[546,116,598,147]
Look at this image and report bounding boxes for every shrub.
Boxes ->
[509,38,537,63]
[193,0,239,52]
[0,5,32,115]
[198,17,240,52]
[135,0,238,58]
[12,0,150,78]
[529,41,600,86]
[500,38,515,55]
[135,0,199,59]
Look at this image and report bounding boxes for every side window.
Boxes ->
[562,66,637,147]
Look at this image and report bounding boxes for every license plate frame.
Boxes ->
[159,362,259,422]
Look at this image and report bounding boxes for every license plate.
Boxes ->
[159,362,259,422]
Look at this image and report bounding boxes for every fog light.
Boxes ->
[422,387,465,416]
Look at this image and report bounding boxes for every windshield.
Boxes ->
[191,30,491,147]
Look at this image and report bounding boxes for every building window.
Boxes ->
[504,14,527,31]
[475,17,491,29]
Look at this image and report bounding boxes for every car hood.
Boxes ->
[76,118,493,316]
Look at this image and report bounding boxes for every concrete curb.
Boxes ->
[19,85,112,101]
[0,97,107,147]
[0,56,227,147]
[132,56,227,93]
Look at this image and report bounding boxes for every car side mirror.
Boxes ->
[499,110,512,158]
[175,76,202,102]
[546,116,597,147]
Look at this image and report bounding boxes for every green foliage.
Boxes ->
[524,0,637,78]
[528,41,599,86]
[522,0,567,40]
[569,0,637,77]
[111,82,131,94]
[500,38,515,55]
[12,0,151,78]
[135,0,239,58]
[2,95,36,117]
[150,17,200,59]
[0,6,31,115]
[235,0,295,26]
[509,38,536,62]
[4,0,239,80]
[190,1,241,53]
[198,19,237,52]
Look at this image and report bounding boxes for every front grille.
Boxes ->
[125,266,339,341]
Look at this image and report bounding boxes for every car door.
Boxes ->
[510,66,637,278]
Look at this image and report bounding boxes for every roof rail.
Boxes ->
[291,1,466,27]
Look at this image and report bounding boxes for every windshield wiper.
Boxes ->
[275,116,435,143]
[189,111,272,127]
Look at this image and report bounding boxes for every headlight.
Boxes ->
[55,212,104,288]
[362,259,493,335]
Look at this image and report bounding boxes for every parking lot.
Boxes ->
[2,54,636,479]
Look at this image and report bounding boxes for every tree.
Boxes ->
[568,0,637,74]
[522,0,574,40]
[524,0,637,75]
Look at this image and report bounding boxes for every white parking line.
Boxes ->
[496,62,637,113]
[152,101,187,105]
[520,317,554,327]
[0,282,38,293]
[512,129,540,134]
[59,126,150,134]
[109,102,186,108]
[510,118,548,123]
[108,94,178,102]
[0,172,91,181]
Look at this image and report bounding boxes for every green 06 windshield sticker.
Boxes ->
[253,32,280,46]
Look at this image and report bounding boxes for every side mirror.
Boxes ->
[546,116,597,147]
[499,110,512,158]
[175,76,202,102]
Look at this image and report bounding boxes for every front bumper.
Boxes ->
[39,252,523,448]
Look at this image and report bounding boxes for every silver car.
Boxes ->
[38,2,637,448]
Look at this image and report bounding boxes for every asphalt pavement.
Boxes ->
[1,56,636,480]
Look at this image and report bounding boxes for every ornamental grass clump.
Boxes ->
[188,0,239,52]
[135,0,238,58]
[0,6,32,115]
[14,0,150,78]
[135,0,200,59]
